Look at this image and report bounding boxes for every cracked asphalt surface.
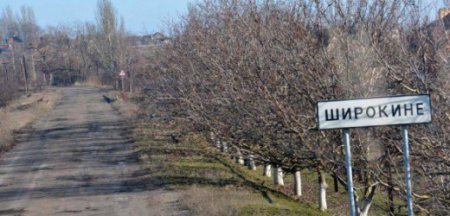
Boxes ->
[0,87,186,216]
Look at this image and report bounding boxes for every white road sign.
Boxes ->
[119,70,126,77]
[316,95,432,129]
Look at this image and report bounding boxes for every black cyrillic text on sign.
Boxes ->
[324,103,425,121]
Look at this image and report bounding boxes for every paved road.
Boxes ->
[0,88,185,216]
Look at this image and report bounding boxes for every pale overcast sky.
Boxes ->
[0,0,197,35]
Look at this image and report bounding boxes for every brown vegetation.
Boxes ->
[0,89,61,152]
[132,95,328,215]
[137,1,449,215]
[0,0,448,215]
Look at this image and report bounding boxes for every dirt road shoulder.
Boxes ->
[0,89,62,152]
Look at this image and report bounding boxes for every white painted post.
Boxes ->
[209,132,215,143]
[235,148,244,165]
[221,141,228,153]
[215,139,221,150]
[318,170,328,211]
[273,166,284,186]
[402,125,414,216]
[263,164,271,177]
[278,167,284,186]
[343,129,356,216]
[294,169,302,196]
[248,154,256,170]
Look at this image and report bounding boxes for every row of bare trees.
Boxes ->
[0,6,39,105]
[36,0,138,88]
[0,0,140,106]
[141,0,449,215]
[0,0,447,214]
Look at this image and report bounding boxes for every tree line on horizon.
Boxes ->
[0,0,158,105]
[0,0,448,215]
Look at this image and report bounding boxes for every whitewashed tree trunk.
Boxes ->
[277,167,285,186]
[294,169,302,196]
[359,199,373,216]
[357,184,377,216]
[215,139,221,150]
[273,166,284,186]
[318,170,328,211]
[209,132,215,143]
[438,163,447,189]
[263,164,271,177]
[235,148,244,165]
[49,73,54,85]
[247,154,256,170]
[221,141,228,153]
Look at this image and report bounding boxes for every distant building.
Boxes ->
[129,32,171,47]
[0,35,23,54]
[0,45,10,53]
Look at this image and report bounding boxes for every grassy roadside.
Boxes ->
[113,92,328,216]
[133,118,328,216]
[0,88,62,153]
[111,91,404,216]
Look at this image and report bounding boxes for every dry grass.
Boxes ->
[107,90,140,119]
[133,119,328,216]
[132,108,328,216]
[0,88,62,152]
[180,185,265,216]
[118,91,329,215]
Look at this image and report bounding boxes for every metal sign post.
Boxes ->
[343,128,356,216]
[316,94,432,216]
[402,125,413,216]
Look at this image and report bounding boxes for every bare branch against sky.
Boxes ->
[0,0,196,34]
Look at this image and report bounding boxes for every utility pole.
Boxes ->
[10,41,16,79]
[28,43,37,84]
